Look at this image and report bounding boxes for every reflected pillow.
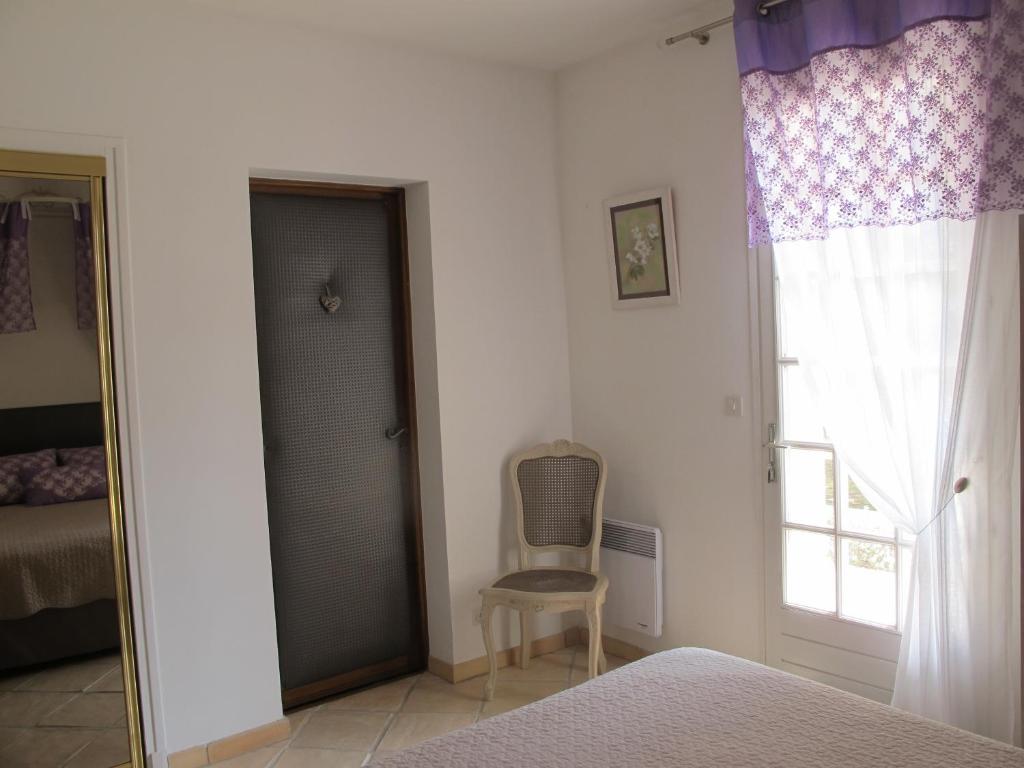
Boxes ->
[58,445,106,471]
[0,449,57,505]
[20,464,108,506]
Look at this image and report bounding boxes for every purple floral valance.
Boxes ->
[0,201,98,333]
[0,203,34,334]
[72,204,97,331]
[734,0,1024,245]
[734,0,993,75]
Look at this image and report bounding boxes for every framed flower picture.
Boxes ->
[603,187,679,309]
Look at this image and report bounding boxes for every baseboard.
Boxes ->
[578,629,650,662]
[426,655,456,682]
[166,745,209,768]
[429,628,578,684]
[166,718,291,768]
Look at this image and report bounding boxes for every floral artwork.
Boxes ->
[623,220,662,282]
[604,189,678,308]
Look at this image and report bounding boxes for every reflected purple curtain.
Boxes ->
[0,202,35,333]
[734,0,1024,245]
[72,203,97,331]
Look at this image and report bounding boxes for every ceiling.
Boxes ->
[190,0,708,70]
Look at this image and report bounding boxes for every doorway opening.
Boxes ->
[249,179,428,709]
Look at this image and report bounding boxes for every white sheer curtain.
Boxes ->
[774,212,1021,743]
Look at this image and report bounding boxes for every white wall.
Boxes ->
[0,0,572,756]
[0,179,99,409]
[555,0,765,661]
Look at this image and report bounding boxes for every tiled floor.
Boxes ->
[0,645,628,768]
[0,652,129,768]
[213,645,629,768]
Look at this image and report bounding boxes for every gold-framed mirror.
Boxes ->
[0,149,144,767]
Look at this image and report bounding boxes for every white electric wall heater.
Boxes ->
[599,518,663,637]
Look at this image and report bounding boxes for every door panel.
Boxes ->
[250,186,425,706]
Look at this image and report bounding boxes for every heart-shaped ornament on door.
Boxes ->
[320,283,341,313]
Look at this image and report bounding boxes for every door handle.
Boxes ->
[385,426,407,440]
[765,422,785,483]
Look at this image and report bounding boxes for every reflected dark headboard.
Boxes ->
[0,402,104,456]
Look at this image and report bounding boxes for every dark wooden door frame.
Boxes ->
[249,178,430,709]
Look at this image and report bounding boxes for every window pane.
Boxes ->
[840,538,896,627]
[775,275,806,359]
[783,449,835,528]
[780,364,828,443]
[840,469,895,539]
[785,529,836,613]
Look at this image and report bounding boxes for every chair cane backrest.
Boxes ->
[510,440,607,572]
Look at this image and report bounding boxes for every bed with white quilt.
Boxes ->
[376,648,1024,767]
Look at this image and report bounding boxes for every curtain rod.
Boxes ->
[1,195,85,222]
[665,0,792,46]
[16,195,84,205]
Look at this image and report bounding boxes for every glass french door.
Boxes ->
[757,245,904,703]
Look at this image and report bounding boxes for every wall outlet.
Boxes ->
[725,395,743,416]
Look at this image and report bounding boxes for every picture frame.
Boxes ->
[603,187,679,309]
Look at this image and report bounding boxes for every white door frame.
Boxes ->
[0,126,164,763]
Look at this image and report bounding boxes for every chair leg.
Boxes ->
[586,602,601,679]
[519,609,532,670]
[481,601,497,701]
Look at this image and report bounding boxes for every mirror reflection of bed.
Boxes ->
[0,178,129,767]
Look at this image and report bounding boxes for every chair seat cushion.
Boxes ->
[492,569,597,593]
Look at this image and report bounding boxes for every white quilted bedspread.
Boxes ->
[376,648,1024,767]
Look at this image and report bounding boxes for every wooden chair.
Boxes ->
[478,439,609,700]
